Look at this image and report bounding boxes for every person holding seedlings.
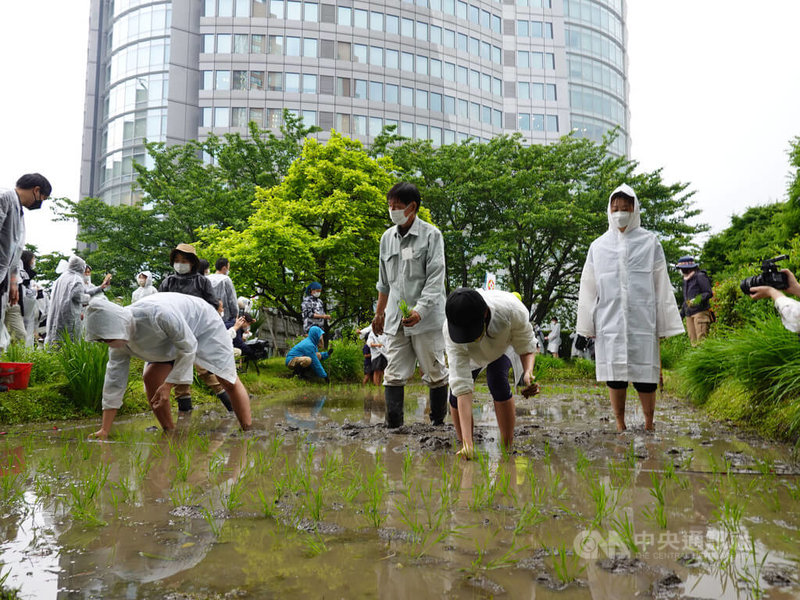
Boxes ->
[444,288,537,458]
[301,282,331,335]
[675,256,713,345]
[285,325,331,381]
[577,184,684,432]
[159,243,230,413]
[132,271,158,303]
[85,294,252,439]
[46,255,91,345]
[0,173,51,355]
[545,317,561,357]
[207,257,238,322]
[372,182,449,428]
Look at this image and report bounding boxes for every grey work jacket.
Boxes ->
[376,216,446,336]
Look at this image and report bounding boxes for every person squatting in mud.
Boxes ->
[444,288,537,459]
[85,293,253,439]
[371,182,449,428]
[576,184,684,432]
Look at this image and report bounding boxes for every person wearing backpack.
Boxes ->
[676,256,713,345]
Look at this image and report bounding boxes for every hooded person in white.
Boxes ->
[576,184,683,431]
[545,318,561,357]
[132,271,158,303]
[84,293,253,439]
[46,256,90,345]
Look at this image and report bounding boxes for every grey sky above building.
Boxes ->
[80,0,628,207]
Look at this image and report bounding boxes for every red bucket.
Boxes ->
[0,362,33,390]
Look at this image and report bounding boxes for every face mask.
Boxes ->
[610,211,632,229]
[29,198,43,210]
[174,263,191,275]
[84,275,91,283]
[389,208,410,226]
[311,291,321,298]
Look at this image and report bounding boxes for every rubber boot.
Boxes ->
[384,385,404,428]
[429,386,448,425]
[217,390,233,412]
[177,395,193,412]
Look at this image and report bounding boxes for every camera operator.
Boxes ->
[748,269,800,333]
[676,256,713,345]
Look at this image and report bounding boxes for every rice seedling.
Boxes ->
[362,456,387,529]
[303,532,328,557]
[575,449,590,478]
[785,481,800,501]
[201,507,223,536]
[543,441,552,466]
[711,496,745,535]
[610,513,640,556]
[401,447,414,489]
[256,488,277,519]
[735,538,768,600]
[465,530,528,574]
[0,473,23,507]
[551,543,585,584]
[305,485,325,523]
[67,463,110,527]
[641,472,667,529]
[208,450,226,480]
[587,477,616,528]
[513,501,545,536]
[169,484,197,507]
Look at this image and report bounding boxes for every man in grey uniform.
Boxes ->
[371,182,449,428]
[0,174,51,356]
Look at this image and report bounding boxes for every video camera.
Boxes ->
[740,255,790,295]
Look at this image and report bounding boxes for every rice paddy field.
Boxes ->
[1,383,799,599]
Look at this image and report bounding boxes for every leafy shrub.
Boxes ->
[533,354,595,382]
[0,343,63,386]
[56,336,109,413]
[324,340,363,382]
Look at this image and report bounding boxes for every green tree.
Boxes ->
[381,132,703,323]
[54,113,318,293]
[199,132,396,327]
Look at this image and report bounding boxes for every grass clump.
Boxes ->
[56,336,109,413]
[324,340,364,383]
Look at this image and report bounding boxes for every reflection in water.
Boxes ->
[0,386,799,599]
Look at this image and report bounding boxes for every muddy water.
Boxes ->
[1,383,800,599]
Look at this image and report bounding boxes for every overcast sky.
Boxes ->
[1,1,799,256]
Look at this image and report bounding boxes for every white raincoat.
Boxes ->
[46,256,90,345]
[85,293,237,410]
[546,321,561,354]
[132,271,158,303]
[444,290,537,397]
[576,184,684,383]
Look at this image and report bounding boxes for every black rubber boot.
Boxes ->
[384,386,404,428]
[177,395,193,412]
[429,386,448,426]
[217,390,233,412]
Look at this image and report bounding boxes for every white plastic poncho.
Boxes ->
[576,184,684,383]
[207,272,238,321]
[46,256,90,344]
[546,321,561,354]
[132,271,158,303]
[85,293,238,410]
[444,290,537,397]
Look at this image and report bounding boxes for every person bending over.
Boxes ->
[85,293,252,439]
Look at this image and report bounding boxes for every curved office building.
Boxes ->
[80,0,628,205]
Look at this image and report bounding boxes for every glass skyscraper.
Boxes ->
[80,0,628,206]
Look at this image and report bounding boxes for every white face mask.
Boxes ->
[610,210,632,229]
[311,291,321,298]
[84,275,91,283]
[173,262,191,275]
[389,208,410,226]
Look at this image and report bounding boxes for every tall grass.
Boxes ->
[0,343,62,386]
[677,316,800,405]
[57,335,109,413]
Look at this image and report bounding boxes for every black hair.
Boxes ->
[387,182,421,212]
[610,192,635,206]
[215,257,229,271]
[21,250,35,268]
[198,259,210,274]
[16,173,52,197]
